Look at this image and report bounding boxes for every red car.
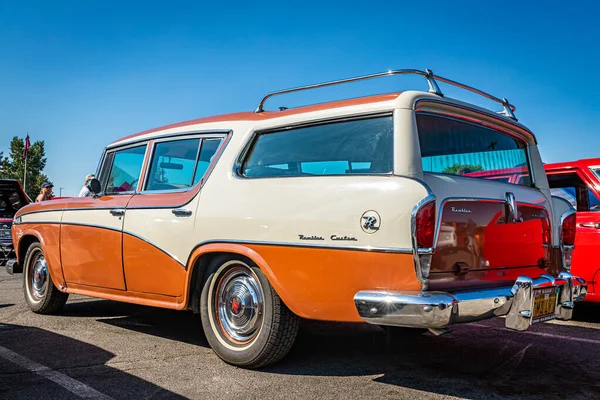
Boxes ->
[545,158,600,302]
[0,179,30,266]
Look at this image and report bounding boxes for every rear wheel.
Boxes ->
[23,242,68,314]
[200,255,299,369]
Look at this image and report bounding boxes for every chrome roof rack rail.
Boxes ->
[254,68,517,121]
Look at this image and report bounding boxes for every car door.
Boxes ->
[547,168,600,294]
[122,134,226,296]
[61,143,148,290]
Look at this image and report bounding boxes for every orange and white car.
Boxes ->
[8,69,587,368]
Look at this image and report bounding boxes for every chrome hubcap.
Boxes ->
[216,266,263,342]
[30,253,48,300]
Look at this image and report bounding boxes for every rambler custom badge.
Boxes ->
[361,210,381,233]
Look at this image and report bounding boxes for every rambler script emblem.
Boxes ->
[450,206,472,214]
[361,210,381,234]
[298,235,325,241]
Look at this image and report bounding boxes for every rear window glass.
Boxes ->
[591,167,600,181]
[416,114,532,187]
[242,116,393,178]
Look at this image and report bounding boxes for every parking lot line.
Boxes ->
[471,323,600,345]
[0,345,114,400]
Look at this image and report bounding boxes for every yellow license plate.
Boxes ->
[531,287,558,324]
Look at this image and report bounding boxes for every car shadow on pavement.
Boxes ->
[0,304,14,310]
[0,322,188,400]
[267,317,600,400]
[64,299,208,347]
[58,299,600,400]
[573,302,600,323]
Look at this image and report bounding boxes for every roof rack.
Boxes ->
[254,68,517,121]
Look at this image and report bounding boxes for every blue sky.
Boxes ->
[1,1,599,196]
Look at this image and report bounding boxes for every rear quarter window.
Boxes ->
[241,116,393,178]
[416,113,533,187]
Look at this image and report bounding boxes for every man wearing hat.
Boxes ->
[78,174,96,197]
[36,182,53,202]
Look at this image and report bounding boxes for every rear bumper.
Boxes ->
[354,272,587,331]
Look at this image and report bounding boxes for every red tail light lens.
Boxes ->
[416,201,436,248]
[541,216,550,245]
[562,213,576,246]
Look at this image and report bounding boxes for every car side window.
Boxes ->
[146,138,201,191]
[144,137,223,191]
[103,145,148,193]
[547,172,599,211]
[241,116,393,178]
[192,139,222,185]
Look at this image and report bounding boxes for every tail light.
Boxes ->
[562,213,576,246]
[541,216,550,245]
[416,201,436,248]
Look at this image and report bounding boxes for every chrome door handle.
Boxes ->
[580,222,600,229]
[110,209,125,217]
[172,208,192,217]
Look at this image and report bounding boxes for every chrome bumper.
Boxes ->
[354,272,587,331]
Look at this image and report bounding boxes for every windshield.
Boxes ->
[591,167,600,181]
[0,181,28,218]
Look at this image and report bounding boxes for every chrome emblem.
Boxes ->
[361,210,381,233]
[450,206,472,214]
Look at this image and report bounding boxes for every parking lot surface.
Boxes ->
[1,269,599,400]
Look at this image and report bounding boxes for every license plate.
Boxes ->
[531,287,558,324]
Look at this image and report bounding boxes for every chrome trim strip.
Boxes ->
[233,112,394,179]
[410,194,436,289]
[186,239,414,268]
[107,129,232,150]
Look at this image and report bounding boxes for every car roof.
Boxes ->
[544,158,600,171]
[109,93,402,147]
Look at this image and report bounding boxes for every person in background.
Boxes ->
[78,174,96,197]
[35,182,53,202]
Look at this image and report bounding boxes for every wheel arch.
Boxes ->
[16,229,66,291]
[184,243,295,316]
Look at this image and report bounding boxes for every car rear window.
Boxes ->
[416,113,532,187]
[241,116,393,178]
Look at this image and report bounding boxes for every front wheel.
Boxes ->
[200,255,299,369]
[23,242,68,314]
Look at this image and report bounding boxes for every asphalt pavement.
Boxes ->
[1,268,599,400]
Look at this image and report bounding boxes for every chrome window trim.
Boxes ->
[140,131,228,193]
[415,110,536,188]
[589,166,600,181]
[233,112,395,179]
[410,194,436,290]
[106,129,230,150]
[99,142,149,196]
[559,209,577,271]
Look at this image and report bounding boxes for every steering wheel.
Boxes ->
[129,178,139,191]
[591,204,600,211]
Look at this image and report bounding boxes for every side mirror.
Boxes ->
[89,178,102,195]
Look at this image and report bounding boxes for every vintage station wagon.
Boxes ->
[545,158,600,302]
[8,69,587,368]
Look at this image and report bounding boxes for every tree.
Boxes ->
[442,163,485,175]
[0,136,51,199]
